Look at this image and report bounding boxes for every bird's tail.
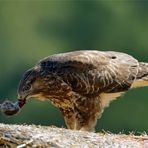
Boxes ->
[131,62,148,88]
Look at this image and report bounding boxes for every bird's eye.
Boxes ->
[23,83,32,91]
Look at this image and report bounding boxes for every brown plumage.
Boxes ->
[17,50,148,132]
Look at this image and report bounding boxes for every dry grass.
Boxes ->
[0,123,147,148]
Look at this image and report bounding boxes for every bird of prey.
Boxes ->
[17,50,148,132]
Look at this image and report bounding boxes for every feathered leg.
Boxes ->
[74,96,102,132]
[60,108,76,130]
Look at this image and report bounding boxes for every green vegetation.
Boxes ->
[0,0,148,134]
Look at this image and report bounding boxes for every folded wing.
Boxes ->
[38,50,139,96]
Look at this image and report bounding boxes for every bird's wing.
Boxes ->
[38,50,139,95]
[38,50,97,71]
[100,51,139,93]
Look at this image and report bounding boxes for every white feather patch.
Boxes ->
[100,92,124,109]
[131,80,148,88]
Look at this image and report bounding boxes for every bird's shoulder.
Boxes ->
[37,50,104,71]
[37,50,138,72]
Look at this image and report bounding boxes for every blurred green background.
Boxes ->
[0,0,148,134]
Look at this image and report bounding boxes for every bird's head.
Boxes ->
[17,66,50,101]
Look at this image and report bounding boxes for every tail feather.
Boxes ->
[131,62,148,88]
[137,62,148,81]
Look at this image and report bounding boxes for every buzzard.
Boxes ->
[17,50,148,132]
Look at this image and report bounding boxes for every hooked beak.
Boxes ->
[18,94,30,100]
[17,94,29,108]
